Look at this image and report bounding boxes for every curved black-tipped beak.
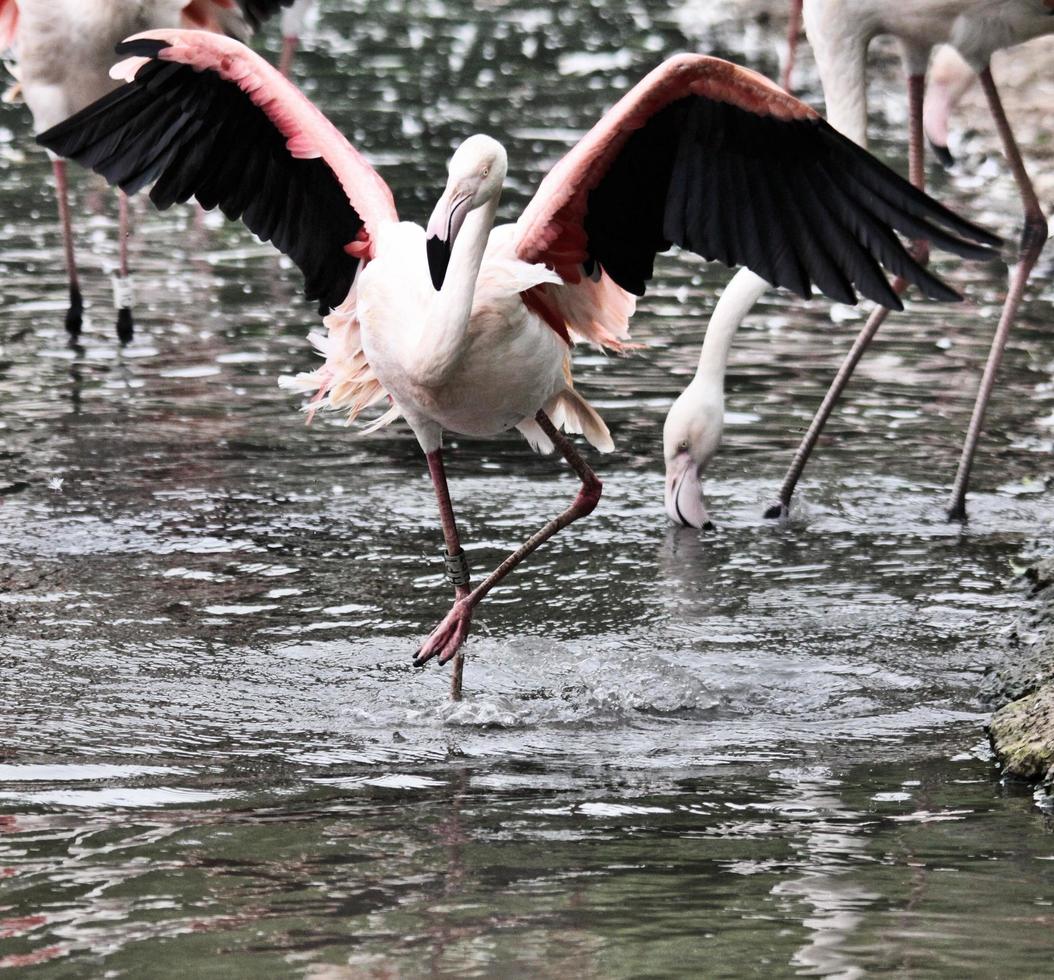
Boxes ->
[425,189,471,292]
[928,138,955,169]
[664,451,712,530]
[426,234,451,291]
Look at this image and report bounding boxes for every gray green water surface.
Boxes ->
[1,0,1053,975]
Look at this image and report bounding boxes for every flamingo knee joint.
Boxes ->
[574,478,603,517]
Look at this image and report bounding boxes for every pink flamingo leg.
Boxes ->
[766,73,930,519]
[781,0,804,94]
[279,35,298,78]
[946,66,1048,521]
[115,190,134,344]
[425,448,472,700]
[52,159,83,337]
[415,410,603,669]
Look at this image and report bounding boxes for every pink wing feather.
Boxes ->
[0,0,19,51]
[112,29,397,237]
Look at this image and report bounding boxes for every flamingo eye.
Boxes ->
[679,440,689,451]
[481,167,490,177]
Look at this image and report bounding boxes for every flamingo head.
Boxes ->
[426,135,508,290]
[662,381,723,530]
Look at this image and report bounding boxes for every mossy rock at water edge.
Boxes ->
[987,685,1054,786]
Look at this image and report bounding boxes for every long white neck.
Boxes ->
[425,192,500,383]
[692,269,770,391]
[803,0,871,146]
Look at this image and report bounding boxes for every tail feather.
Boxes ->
[551,389,614,453]
[516,385,613,455]
[515,417,555,454]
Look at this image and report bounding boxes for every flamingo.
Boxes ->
[38,31,997,690]
[666,0,1052,527]
[0,0,294,343]
[278,0,314,78]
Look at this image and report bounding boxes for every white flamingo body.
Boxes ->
[356,222,582,451]
[277,0,315,75]
[828,0,1047,58]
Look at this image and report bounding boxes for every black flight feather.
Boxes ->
[581,94,1000,308]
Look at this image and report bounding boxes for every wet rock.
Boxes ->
[988,687,1054,785]
[981,629,1054,707]
[986,559,1054,790]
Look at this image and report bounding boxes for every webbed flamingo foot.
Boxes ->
[414,599,473,667]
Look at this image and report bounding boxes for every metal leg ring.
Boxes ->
[444,549,471,588]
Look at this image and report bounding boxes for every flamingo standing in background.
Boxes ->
[0,0,294,343]
[40,31,996,695]
[794,0,1052,521]
[278,0,315,77]
[667,0,1052,527]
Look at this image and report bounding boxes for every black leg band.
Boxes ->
[444,549,471,588]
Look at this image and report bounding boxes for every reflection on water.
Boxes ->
[1,0,1053,975]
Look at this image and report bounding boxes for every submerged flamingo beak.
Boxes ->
[922,83,954,167]
[425,188,471,290]
[664,451,712,529]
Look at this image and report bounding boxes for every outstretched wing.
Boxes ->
[515,54,1001,312]
[37,29,397,314]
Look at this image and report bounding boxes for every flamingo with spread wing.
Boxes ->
[39,31,998,686]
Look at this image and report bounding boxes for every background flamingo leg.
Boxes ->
[52,158,82,338]
[766,73,930,519]
[414,411,602,670]
[115,190,134,344]
[946,66,1048,522]
[279,35,298,78]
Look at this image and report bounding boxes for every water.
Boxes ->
[2,0,1053,975]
